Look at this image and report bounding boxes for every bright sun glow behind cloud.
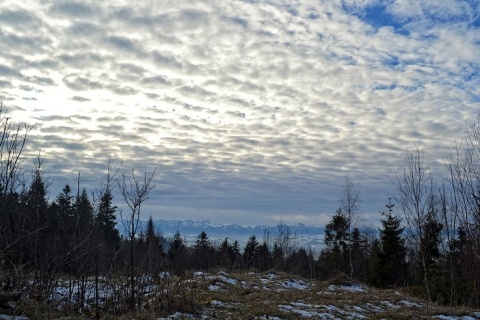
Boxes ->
[0,0,478,226]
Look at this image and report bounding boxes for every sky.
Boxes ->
[0,0,479,227]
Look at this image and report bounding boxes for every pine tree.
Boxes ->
[324,209,349,253]
[320,209,352,277]
[24,163,56,280]
[229,240,242,269]
[75,187,94,231]
[168,231,188,273]
[145,216,156,244]
[193,231,214,270]
[96,187,120,249]
[376,200,407,287]
[256,242,271,271]
[143,216,163,273]
[243,235,259,269]
[194,231,211,250]
[217,238,232,269]
[421,210,443,268]
[55,185,76,261]
[26,165,49,223]
[57,184,75,219]
[419,207,443,288]
[272,243,283,270]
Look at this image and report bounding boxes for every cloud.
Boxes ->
[24,75,55,86]
[49,1,96,18]
[103,35,138,52]
[66,22,103,37]
[0,64,22,78]
[63,73,105,91]
[0,0,478,226]
[71,96,90,102]
[0,8,41,29]
[58,53,106,68]
[0,80,13,89]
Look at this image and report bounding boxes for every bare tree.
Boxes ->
[339,176,362,278]
[393,145,437,303]
[117,167,156,310]
[264,222,298,270]
[438,184,458,305]
[0,106,33,291]
[0,104,33,197]
[446,116,480,307]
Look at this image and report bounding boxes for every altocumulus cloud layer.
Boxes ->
[0,0,478,226]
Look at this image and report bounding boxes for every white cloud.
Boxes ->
[0,0,478,226]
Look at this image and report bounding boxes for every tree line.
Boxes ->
[318,121,480,308]
[0,105,479,315]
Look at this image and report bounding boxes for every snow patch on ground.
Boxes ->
[381,300,401,309]
[278,301,371,319]
[280,279,308,290]
[218,274,237,285]
[210,300,224,306]
[328,284,366,292]
[400,299,424,308]
[208,284,222,291]
[436,316,479,320]
[157,312,196,319]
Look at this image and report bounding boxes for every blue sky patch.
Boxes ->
[307,12,319,20]
[382,55,400,68]
[344,3,409,36]
[472,15,480,28]
[373,83,396,91]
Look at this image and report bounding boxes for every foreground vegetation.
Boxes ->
[5,271,480,319]
[0,106,480,318]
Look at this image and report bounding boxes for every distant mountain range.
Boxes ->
[151,219,324,237]
[119,219,325,252]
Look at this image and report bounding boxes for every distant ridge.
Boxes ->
[118,219,325,251]
[149,219,324,237]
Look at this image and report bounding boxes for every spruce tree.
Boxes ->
[143,216,163,273]
[96,187,120,249]
[217,238,232,269]
[323,209,350,275]
[256,242,272,271]
[376,200,407,287]
[168,231,188,273]
[229,240,242,269]
[75,187,94,230]
[145,216,156,244]
[243,235,259,269]
[57,184,75,218]
[193,231,214,270]
[324,209,349,253]
[194,231,211,250]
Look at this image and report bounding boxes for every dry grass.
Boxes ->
[4,271,480,319]
[184,271,479,319]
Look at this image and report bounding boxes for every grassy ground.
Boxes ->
[178,271,478,319]
[2,271,479,319]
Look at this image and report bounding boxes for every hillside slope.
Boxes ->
[157,271,480,319]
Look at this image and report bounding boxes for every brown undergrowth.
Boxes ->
[3,271,479,319]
